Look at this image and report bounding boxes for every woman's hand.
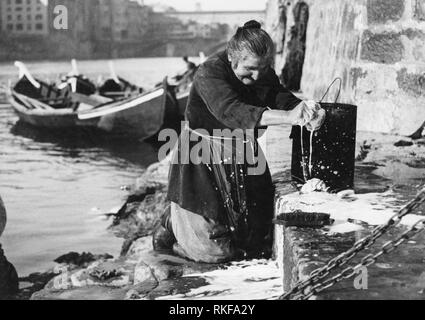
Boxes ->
[257,101,322,127]
[301,178,329,193]
[286,101,315,126]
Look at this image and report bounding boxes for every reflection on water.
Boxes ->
[0,57,185,276]
[0,104,160,276]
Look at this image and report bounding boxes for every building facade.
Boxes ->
[104,0,149,41]
[48,0,149,42]
[0,0,48,35]
[49,0,99,42]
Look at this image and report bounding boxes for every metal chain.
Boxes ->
[281,187,425,300]
[289,219,425,300]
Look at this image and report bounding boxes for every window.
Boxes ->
[102,27,111,38]
[7,24,13,31]
[35,14,43,20]
[7,15,12,21]
[27,24,32,30]
[16,0,23,4]
[17,15,22,21]
[16,24,24,31]
[27,14,31,20]
[36,23,43,30]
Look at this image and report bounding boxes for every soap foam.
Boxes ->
[276,190,424,234]
[157,259,283,300]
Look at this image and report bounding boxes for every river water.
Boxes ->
[0,57,187,276]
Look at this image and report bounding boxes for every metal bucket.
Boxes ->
[291,103,357,192]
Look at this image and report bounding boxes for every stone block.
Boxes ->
[396,68,425,97]
[133,262,156,285]
[413,0,425,21]
[367,0,405,24]
[402,28,425,41]
[350,67,368,90]
[360,31,404,64]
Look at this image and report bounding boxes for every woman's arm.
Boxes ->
[258,101,313,127]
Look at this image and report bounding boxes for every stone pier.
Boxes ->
[268,126,425,299]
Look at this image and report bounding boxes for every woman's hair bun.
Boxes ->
[243,20,261,30]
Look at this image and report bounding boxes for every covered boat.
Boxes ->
[60,60,144,101]
[8,62,105,129]
[98,61,144,100]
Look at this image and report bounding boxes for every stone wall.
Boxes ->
[266,0,425,136]
[0,196,5,238]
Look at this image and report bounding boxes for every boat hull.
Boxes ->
[78,81,181,141]
[9,97,78,128]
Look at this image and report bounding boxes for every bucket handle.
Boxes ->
[319,77,342,103]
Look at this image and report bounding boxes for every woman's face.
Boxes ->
[229,51,269,86]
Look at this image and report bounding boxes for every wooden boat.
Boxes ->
[78,77,182,140]
[57,59,98,96]
[98,61,144,100]
[59,60,143,101]
[9,61,181,139]
[98,77,143,100]
[8,62,105,128]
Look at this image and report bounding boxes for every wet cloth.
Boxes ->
[169,125,262,261]
[170,202,236,263]
[167,50,302,261]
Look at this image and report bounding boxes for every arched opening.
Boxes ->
[275,4,287,55]
[281,2,309,91]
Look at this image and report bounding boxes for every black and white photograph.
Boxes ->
[0,0,425,306]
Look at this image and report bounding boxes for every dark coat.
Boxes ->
[167,50,301,228]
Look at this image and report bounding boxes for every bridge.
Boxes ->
[164,10,266,32]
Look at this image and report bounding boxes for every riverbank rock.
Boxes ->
[0,244,19,299]
[109,157,171,256]
[54,252,113,269]
[0,196,6,237]
[0,198,18,299]
[16,271,58,300]
[30,235,221,300]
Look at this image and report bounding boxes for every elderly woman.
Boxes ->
[155,21,320,263]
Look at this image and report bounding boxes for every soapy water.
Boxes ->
[309,130,314,175]
[276,189,424,235]
[299,102,326,181]
[299,127,319,181]
[157,259,282,300]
